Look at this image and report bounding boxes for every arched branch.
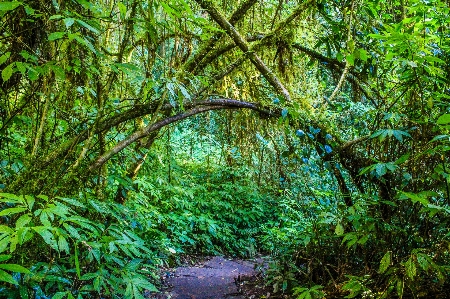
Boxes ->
[89,99,279,171]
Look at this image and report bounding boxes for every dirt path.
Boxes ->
[150,256,262,299]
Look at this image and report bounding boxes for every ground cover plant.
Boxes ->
[1,0,449,298]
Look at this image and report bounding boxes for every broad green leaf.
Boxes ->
[379,251,391,274]
[0,263,31,274]
[0,52,11,65]
[9,234,18,252]
[15,61,26,74]
[118,2,127,19]
[437,114,450,125]
[48,32,66,41]
[0,255,11,262]
[51,65,66,80]
[0,235,11,253]
[395,153,410,165]
[401,192,429,205]
[56,197,85,208]
[1,63,15,82]
[133,285,146,299]
[346,54,355,66]
[0,269,17,285]
[335,223,344,236]
[131,277,158,291]
[26,196,35,210]
[0,2,22,11]
[416,253,430,271]
[0,225,13,234]
[58,235,70,254]
[52,292,67,299]
[359,49,368,61]
[0,207,27,217]
[15,214,31,228]
[33,227,58,250]
[76,19,100,34]
[405,257,416,279]
[63,223,81,239]
[375,164,387,177]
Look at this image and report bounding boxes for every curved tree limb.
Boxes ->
[89,98,279,170]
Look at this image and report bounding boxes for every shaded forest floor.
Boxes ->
[146,256,274,299]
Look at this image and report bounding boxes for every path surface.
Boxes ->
[154,256,259,299]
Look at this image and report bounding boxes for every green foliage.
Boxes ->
[0,193,160,298]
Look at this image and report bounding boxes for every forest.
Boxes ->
[0,0,449,298]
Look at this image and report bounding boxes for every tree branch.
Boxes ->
[194,0,291,102]
[89,98,279,170]
[183,0,258,74]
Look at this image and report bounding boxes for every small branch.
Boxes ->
[326,1,354,104]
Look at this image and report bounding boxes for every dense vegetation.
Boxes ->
[1,0,449,298]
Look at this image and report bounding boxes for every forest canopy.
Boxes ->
[0,0,449,298]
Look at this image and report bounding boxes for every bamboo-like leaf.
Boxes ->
[0,263,31,274]
[0,269,17,284]
[379,251,391,274]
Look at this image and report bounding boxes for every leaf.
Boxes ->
[63,223,81,239]
[118,2,127,19]
[15,61,26,74]
[416,253,430,271]
[396,278,404,297]
[2,63,15,82]
[56,197,85,208]
[0,52,11,65]
[58,235,70,254]
[379,251,391,274]
[0,2,22,11]
[51,65,66,80]
[76,19,100,34]
[0,235,11,254]
[375,164,387,177]
[178,83,191,100]
[48,32,66,41]
[405,257,416,279]
[15,214,31,228]
[0,207,27,217]
[392,130,411,142]
[0,269,17,285]
[346,54,355,66]
[52,292,67,299]
[359,49,368,61]
[437,114,450,125]
[335,223,344,236]
[401,192,429,205]
[0,263,31,274]
[394,153,410,165]
[32,227,58,250]
[0,255,11,262]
